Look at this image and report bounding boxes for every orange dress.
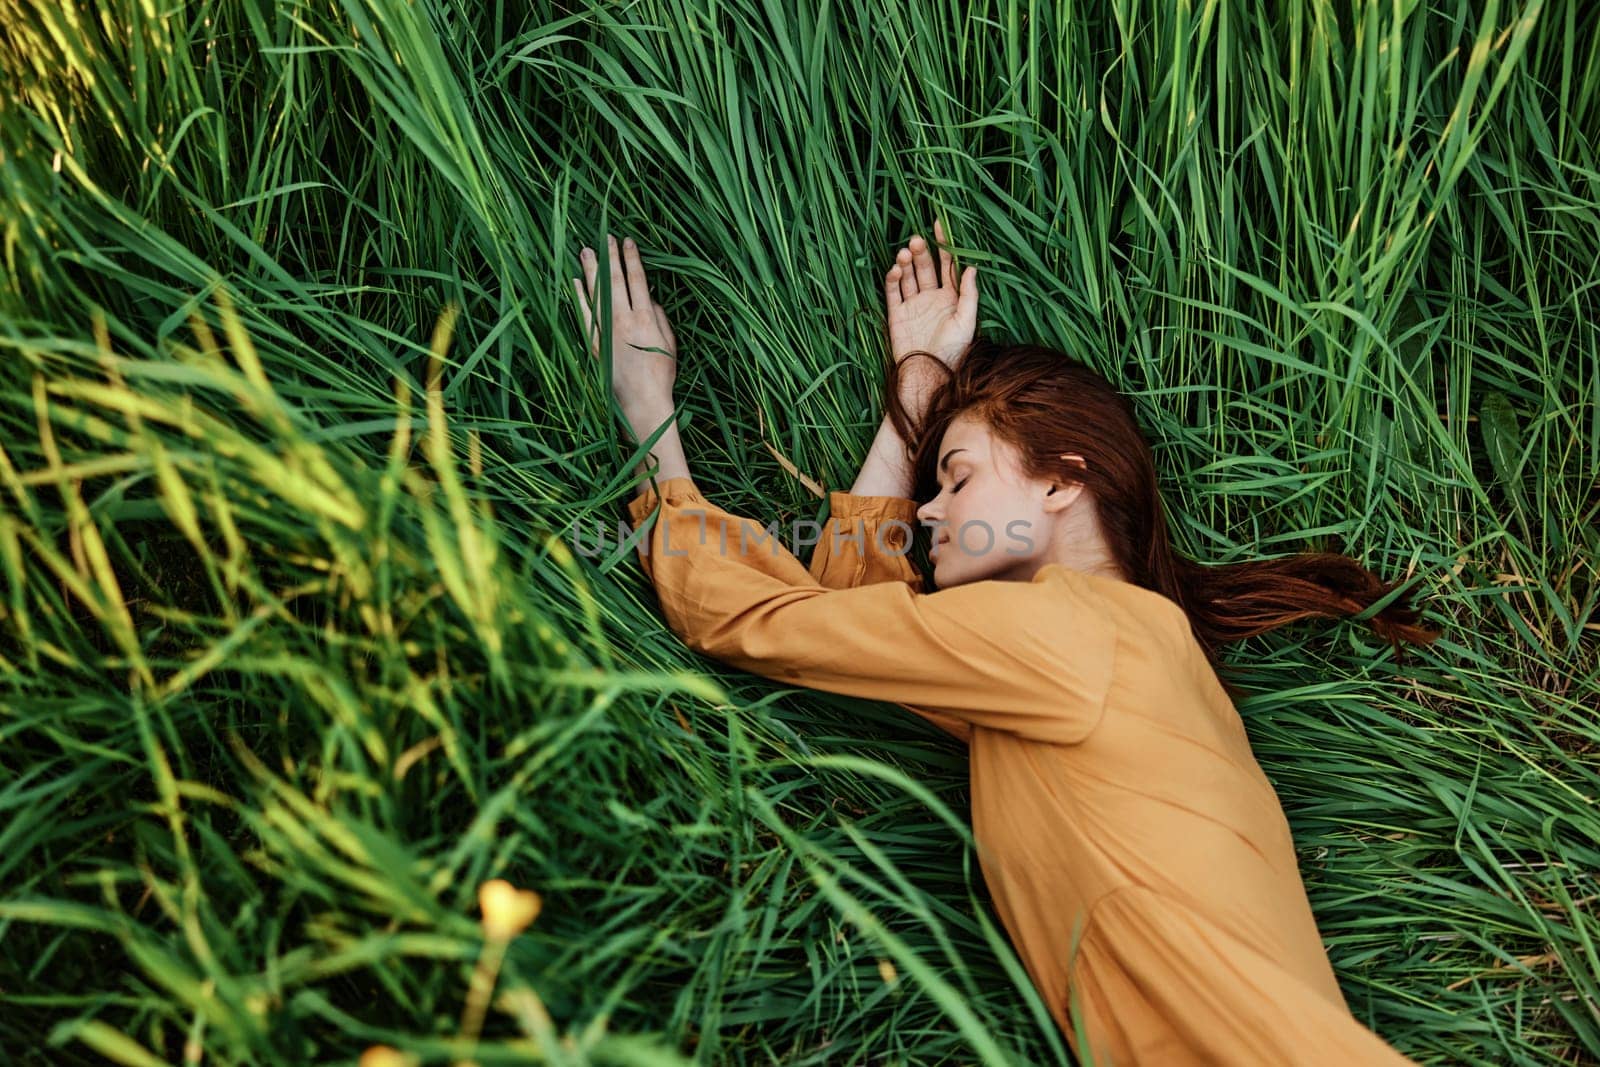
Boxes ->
[626,477,1417,1066]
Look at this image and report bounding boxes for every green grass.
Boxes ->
[0,0,1596,1062]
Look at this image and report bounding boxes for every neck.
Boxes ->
[1043,510,1127,583]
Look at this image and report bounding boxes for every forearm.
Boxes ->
[625,402,692,496]
[848,415,918,497]
[848,363,939,498]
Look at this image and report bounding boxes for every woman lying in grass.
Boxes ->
[571,226,1438,1065]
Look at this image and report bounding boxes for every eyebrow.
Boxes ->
[939,448,969,477]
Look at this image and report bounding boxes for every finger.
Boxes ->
[885,264,902,306]
[934,219,955,289]
[580,246,598,307]
[573,278,597,356]
[606,233,630,310]
[910,233,937,292]
[895,246,916,294]
[895,247,917,300]
[623,236,652,309]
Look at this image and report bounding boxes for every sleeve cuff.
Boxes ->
[825,490,921,525]
[627,476,705,523]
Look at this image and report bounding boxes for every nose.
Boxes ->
[916,498,946,545]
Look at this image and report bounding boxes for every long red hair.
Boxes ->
[884,338,1441,689]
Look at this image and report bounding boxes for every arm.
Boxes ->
[625,476,1117,746]
[845,374,938,499]
[625,384,933,594]
[805,488,960,740]
[805,483,960,739]
[808,221,981,592]
[808,488,924,592]
[624,400,691,497]
[854,220,978,497]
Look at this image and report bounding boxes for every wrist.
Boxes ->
[622,396,675,435]
[632,430,691,486]
[893,387,931,428]
[848,417,916,497]
[894,358,941,410]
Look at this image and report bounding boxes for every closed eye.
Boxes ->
[951,476,970,494]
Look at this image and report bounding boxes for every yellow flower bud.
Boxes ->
[478,878,542,940]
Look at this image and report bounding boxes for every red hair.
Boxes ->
[885,339,1441,691]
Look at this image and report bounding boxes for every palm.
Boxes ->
[889,285,963,364]
[573,233,679,415]
[884,217,978,370]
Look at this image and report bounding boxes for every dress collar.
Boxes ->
[1031,562,1074,583]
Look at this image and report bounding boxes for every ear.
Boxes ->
[1042,453,1088,512]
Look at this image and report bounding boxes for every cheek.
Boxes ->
[948,500,997,553]
[951,486,987,526]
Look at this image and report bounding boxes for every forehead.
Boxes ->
[939,414,989,457]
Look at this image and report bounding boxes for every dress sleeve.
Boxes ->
[625,476,1116,746]
[807,490,925,592]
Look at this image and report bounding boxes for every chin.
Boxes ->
[932,555,989,588]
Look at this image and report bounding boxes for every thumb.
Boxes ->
[957,266,978,327]
[653,303,677,353]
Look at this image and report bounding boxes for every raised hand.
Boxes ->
[573,232,678,422]
[885,217,978,372]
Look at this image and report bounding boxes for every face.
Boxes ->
[915,414,1079,587]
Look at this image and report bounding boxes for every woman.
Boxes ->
[571,226,1436,1065]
